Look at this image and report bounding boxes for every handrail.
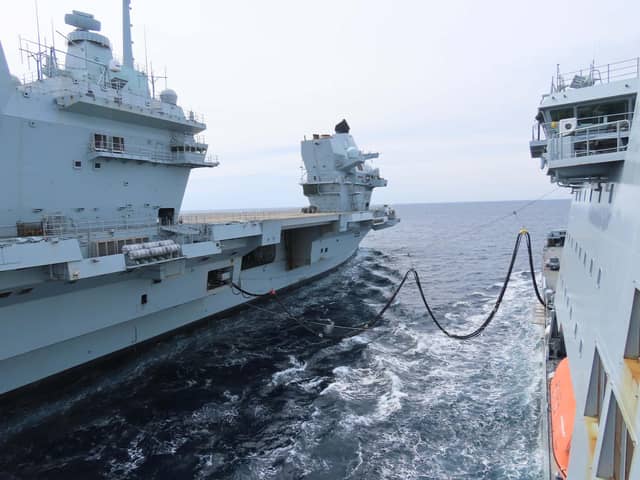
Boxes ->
[551,57,640,93]
[572,119,630,136]
[90,137,214,165]
[531,112,634,141]
[547,119,630,160]
[0,216,161,242]
[22,84,206,125]
[43,216,159,234]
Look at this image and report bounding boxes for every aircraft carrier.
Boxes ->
[530,60,639,479]
[0,2,398,397]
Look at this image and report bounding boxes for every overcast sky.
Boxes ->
[2,0,639,209]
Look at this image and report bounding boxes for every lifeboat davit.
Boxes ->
[549,357,575,478]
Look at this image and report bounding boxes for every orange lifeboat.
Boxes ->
[549,357,575,478]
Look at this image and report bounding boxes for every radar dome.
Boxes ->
[160,89,178,105]
[109,59,122,72]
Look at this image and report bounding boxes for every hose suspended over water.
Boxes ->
[231,230,547,341]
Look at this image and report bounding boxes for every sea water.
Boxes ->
[0,200,570,479]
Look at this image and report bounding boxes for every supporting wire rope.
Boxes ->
[231,230,547,341]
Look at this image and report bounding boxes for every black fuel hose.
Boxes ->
[231,230,547,340]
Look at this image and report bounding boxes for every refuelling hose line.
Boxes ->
[231,230,547,340]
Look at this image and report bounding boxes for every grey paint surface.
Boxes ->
[0,3,398,396]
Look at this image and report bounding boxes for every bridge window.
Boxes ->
[303,184,320,195]
[577,100,628,127]
[112,136,125,153]
[110,77,127,90]
[94,133,108,150]
[549,107,574,122]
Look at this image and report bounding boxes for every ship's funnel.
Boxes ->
[122,0,133,68]
[335,119,350,134]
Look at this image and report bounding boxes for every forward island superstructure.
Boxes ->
[0,3,397,397]
[530,60,639,479]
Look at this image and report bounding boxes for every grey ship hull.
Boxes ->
[529,59,640,478]
[1,217,367,397]
[0,3,399,399]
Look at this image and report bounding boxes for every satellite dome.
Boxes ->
[160,88,178,105]
[109,59,122,72]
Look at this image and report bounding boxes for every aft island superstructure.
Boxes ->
[0,3,398,397]
[530,60,639,479]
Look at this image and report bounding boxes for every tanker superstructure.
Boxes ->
[530,61,640,479]
[0,3,398,397]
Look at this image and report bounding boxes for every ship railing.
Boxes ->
[531,112,634,142]
[90,138,172,162]
[551,58,640,93]
[547,119,630,160]
[42,216,160,246]
[90,138,214,166]
[299,176,346,185]
[21,81,206,126]
[370,204,396,218]
[0,216,161,243]
[204,154,220,166]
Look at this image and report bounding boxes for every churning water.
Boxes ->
[0,200,570,479]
